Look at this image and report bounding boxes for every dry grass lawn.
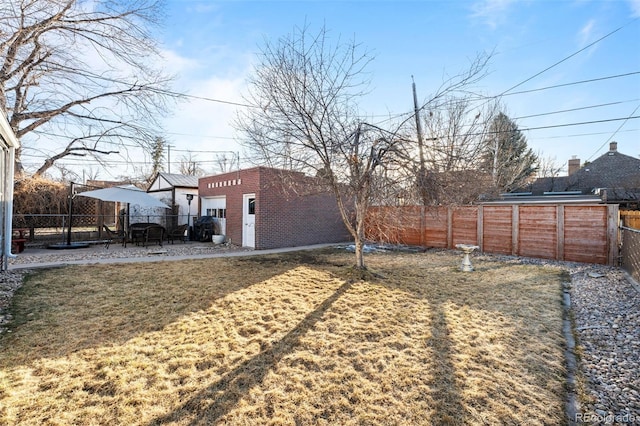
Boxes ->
[0,248,568,425]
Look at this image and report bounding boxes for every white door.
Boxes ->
[242,193,256,248]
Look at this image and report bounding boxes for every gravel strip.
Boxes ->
[569,265,639,424]
[8,242,252,266]
[0,270,26,334]
[1,247,638,423]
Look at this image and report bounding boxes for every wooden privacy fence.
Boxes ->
[366,204,619,265]
[620,210,640,230]
[621,227,640,282]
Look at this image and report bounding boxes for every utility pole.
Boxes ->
[167,145,171,174]
[413,77,428,206]
[412,76,425,169]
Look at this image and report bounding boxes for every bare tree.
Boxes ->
[536,153,563,178]
[236,24,491,269]
[409,96,498,204]
[178,152,204,176]
[236,24,398,269]
[215,153,235,174]
[0,0,175,177]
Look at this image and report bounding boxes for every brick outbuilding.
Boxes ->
[198,167,351,249]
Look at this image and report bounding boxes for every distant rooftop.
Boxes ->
[158,172,198,188]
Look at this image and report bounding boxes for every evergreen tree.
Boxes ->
[483,113,538,192]
[150,137,166,178]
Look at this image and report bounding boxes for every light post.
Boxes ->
[186,194,193,240]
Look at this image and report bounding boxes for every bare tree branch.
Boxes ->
[34,134,118,176]
[236,24,493,267]
[0,0,176,177]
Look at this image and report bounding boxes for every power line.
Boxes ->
[418,98,640,134]
[25,111,639,158]
[535,128,638,140]
[164,131,238,140]
[503,72,640,96]
[441,17,640,124]
[27,68,640,144]
[498,19,638,96]
[513,99,640,120]
[78,71,256,109]
[148,87,255,108]
[586,103,640,161]
[417,115,640,139]
[373,71,639,128]
[28,129,242,152]
[521,116,639,132]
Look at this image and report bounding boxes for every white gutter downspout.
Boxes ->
[0,110,19,268]
[4,143,17,261]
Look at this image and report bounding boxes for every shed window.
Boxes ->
[206,208,226,218]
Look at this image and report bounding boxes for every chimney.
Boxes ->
[609,141,617,152]
[568,156,580,176]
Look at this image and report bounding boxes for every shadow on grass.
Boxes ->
[428,303,465,424]
[1,249,566,424]
[147,279,354,425]
[0,258,292,366]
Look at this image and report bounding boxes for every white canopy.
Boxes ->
[77,184,170,209]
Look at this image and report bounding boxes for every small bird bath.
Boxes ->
[455,244,479,272]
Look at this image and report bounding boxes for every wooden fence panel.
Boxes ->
[564,205,608,264]
[621,227,640,282]
[620,210,640,230]
[423,207,448,248]
[518,206,558,260]
[452,207,478,246]
[365,206,422,245]
[397,206,423,246]
[482,206,513,255]
[366,204,615,265]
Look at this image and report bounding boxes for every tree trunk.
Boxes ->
[354,203,367,269]
[354,237,365,269]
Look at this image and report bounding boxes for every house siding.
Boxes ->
[0,109,18,270]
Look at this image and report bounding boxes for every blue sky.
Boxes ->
[159,0,640,176]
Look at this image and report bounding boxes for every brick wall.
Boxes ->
[199,167,350,249]
[200,168,259,247]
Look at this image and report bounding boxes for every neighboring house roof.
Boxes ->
[525,142,640,203]
[481,194,603,205]
[148,172,199,191]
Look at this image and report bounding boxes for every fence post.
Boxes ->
[447,207,453,249]
[557,205,565,261]
[420,205,425,247]
[477,205,484,252]
[608,204,620,266]
[512,205,519,256]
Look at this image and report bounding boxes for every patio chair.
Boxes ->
[102,225,127,249]
[141,224,165,247]
[167,224,188,244]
